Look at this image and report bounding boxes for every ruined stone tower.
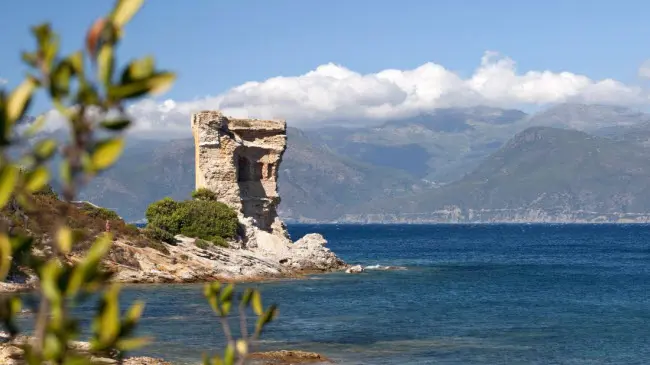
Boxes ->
[191,111,289,240]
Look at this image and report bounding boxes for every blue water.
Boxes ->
[17,224,650,364]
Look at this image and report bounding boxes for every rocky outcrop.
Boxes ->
[109,235,345,283]
[345,265,364,274]
[249,350,332,364]
[191,111,347,273]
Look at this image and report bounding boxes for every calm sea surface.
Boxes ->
[17,224,650,364]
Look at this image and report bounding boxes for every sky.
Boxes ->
[2,0,650,136]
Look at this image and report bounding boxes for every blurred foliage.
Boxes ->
[0,1,277,364]
[146,191,239,244]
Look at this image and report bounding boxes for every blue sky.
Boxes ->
[2,0,650,131]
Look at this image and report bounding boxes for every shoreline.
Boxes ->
[0,268,346,294]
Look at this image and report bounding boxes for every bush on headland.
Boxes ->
[146,190,239,246]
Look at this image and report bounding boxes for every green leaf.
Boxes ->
[100,119,131,131]
[111,0,144,28]
[91,138,124,170]
[251,290,263,316]
[261,304,278,325]
[219,283,234,303]
[68,51,84,74]
[21,52,39,67]
[50,61,73,99]
[31,23,52,48]
[125,300,145,323]
[223,343,235,365]
[56,226,73,253]
[43,333,63,360]
[7,77,37,123]
[59,160,72,186]
[40,260,63,304]
[98,44,114,87]
[108,71,175,100]
[25,165,49,192]
[33,138,58,160]
[116,336,152,351]
[86,232,113,264]
[0,234,12,281]
[240,288,253,307]
[255,304,278,336]
[76,83,101,105]
[120,56,154,84]
[66,233,113,296]
[0,164,18,209]
[98,284,121,343]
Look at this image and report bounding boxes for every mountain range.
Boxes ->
[33,102,650,223]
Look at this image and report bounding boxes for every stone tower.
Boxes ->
[190,111,289,240]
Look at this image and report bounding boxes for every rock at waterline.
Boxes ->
[346,265,364,274]
[248,350,332,364]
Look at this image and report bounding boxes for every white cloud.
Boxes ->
[0,78,7,85]
[43,51,650,137]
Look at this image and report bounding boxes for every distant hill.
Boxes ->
[37,103,650,223]
[344,127,650,223]
[525,103,650,131]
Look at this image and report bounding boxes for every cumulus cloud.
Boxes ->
[43,51,650,137]
[0,78,7,85]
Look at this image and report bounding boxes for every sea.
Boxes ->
[15,224,650,364]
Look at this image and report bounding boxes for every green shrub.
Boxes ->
[191,188,218,201]
[212,236,229,248]
[173,199,238,241]
[195,239,210,250]
[33,184,58,199]
[144,225,176,244]
[145,193,239,243]
[80,203,121,221]
[145,197,180,233]
[125,223,140,236]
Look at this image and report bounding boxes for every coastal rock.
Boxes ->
[249,350,332,364]
[346,265,364,274]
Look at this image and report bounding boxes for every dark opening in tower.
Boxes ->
[237,155,264,182]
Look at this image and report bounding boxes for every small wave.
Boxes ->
[364,264,408,271]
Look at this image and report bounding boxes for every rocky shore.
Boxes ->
[0,231,348,293]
